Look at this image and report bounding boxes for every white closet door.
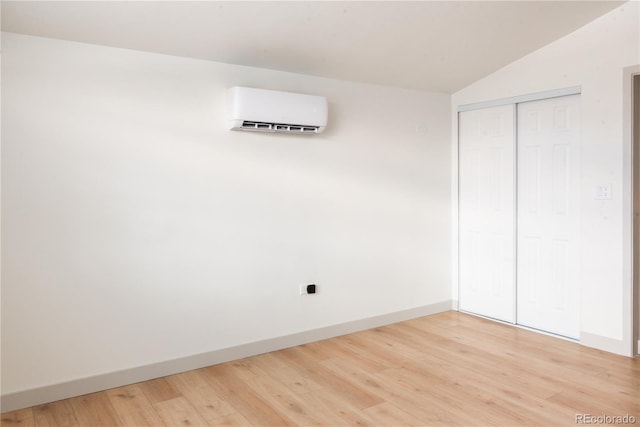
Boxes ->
[459,105,515,323]
[517,94,581,339]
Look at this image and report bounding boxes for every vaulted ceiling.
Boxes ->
[0,1,625,92]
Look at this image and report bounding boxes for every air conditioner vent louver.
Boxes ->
[227,87,327,134]
[241,121,320,133]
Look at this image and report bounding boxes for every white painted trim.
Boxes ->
[457,86,581,112]
[623,65,640,357]
[0,300,453,412]
[512,103,519,324]
[580,332,629,357]
[452,111,460,309]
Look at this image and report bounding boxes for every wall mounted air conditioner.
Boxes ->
[227,86,328,134]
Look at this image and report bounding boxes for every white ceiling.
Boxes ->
[0,1,625,93]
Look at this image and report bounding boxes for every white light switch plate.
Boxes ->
[595,183,612,200]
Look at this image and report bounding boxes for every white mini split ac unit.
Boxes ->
[227,86,328,134]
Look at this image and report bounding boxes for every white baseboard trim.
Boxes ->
[580,331,634,357]
[1,300,453,412]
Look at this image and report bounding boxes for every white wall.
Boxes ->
[452,2,640,354]
[1,32,452,399]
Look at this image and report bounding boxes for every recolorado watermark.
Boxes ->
[576,414,637,424]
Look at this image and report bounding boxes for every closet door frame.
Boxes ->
[456,86,581,330]
[457,87,581,114]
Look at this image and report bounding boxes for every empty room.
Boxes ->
[1,1,639,426]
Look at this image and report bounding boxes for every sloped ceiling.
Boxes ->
[0,1,625,92]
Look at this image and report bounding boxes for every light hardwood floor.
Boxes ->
[2,311,639,426]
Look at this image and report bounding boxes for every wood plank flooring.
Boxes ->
[2,311,639,426]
